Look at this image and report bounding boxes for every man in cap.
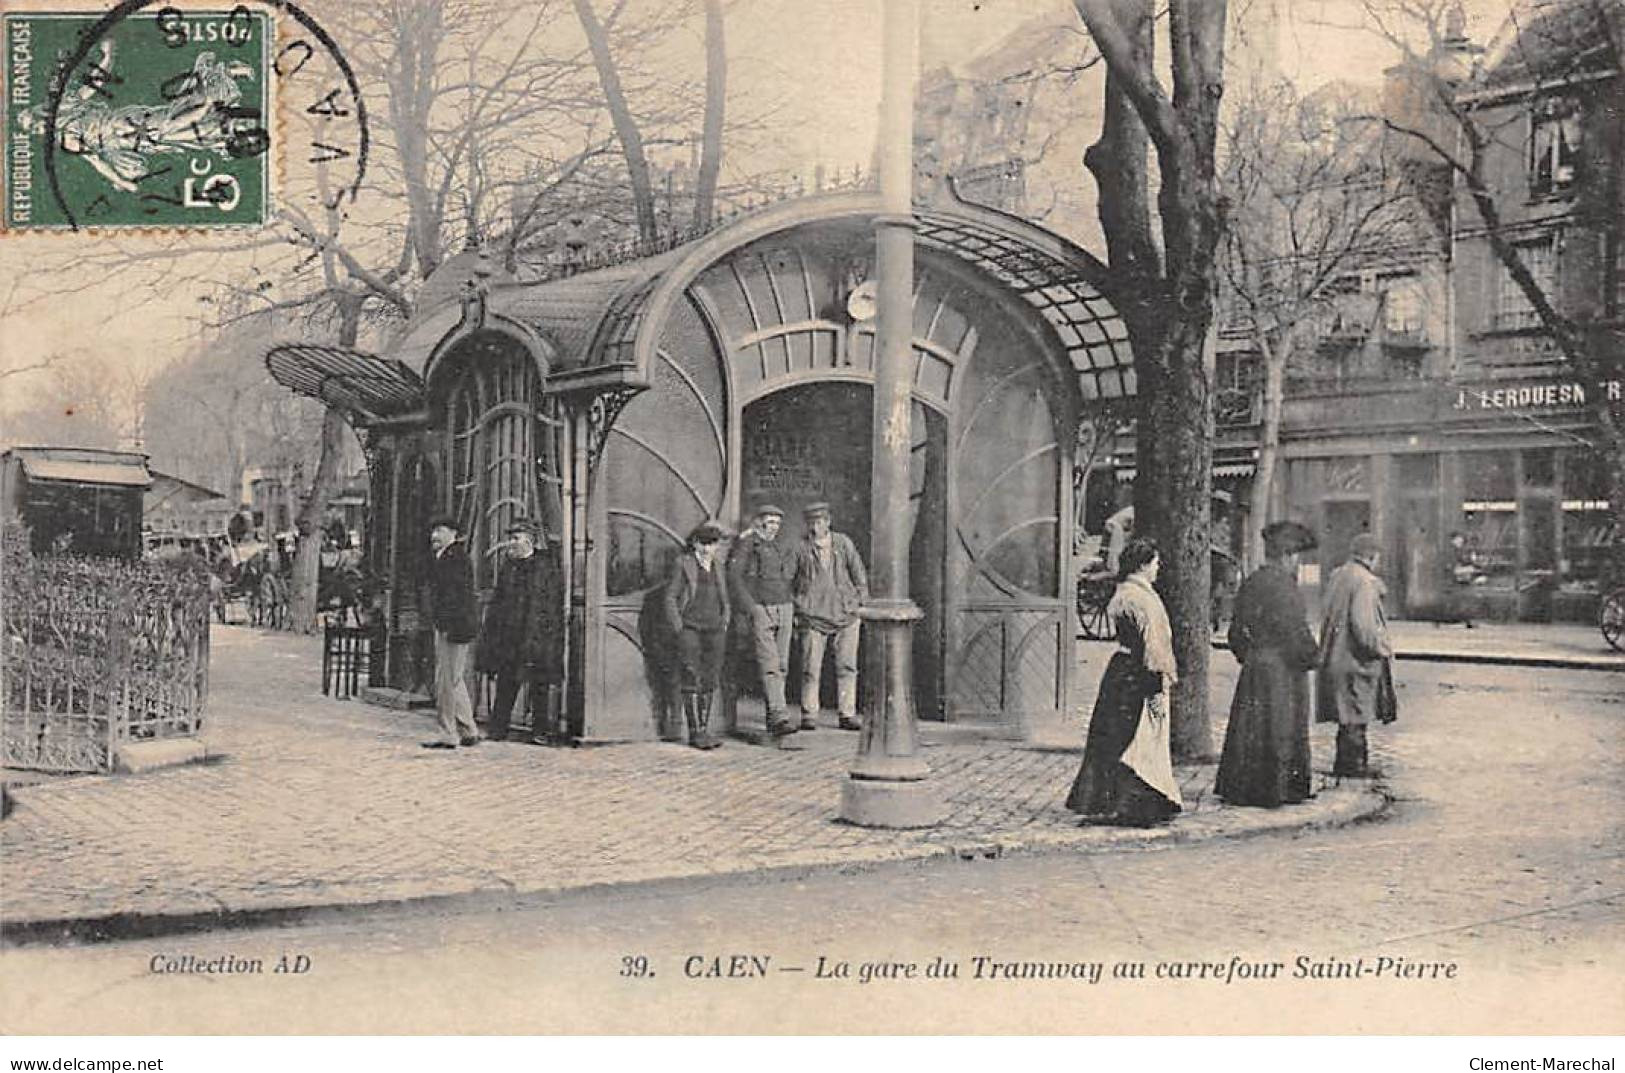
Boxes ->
[792,502,868,731]
[423,515,482,749]
[728,504,799,737]
[477,516,564,743]
[1217,520,1320,807]
[1316,532,1397,778]
[664,522,731,749]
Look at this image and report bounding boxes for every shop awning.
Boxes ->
[265,345,425,424]
[1115,462,1256,482]
[15,449,151,487]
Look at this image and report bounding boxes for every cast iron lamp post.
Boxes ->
[838,0,944,828]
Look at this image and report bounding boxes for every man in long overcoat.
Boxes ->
[477,518,563,742]
[1216,520,1320,807]
[1316,532,1397,778]
[424,515,481,749]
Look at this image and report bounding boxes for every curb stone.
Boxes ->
[0,783,1387,948]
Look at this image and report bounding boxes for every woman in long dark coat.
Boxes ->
[1215,521,1319,807]
[1066,538,1182,827]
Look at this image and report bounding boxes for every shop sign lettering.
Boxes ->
[1453,380,1622,411]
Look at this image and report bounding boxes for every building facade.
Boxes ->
[928,0,1620,624]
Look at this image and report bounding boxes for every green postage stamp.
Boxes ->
[3,8,271,229]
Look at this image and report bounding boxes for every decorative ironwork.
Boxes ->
[1,525,211,773]
[456,275,490,334]
[265,345,425,424]
[584,385,643,475]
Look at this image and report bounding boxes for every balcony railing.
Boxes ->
[1215,387,1259,428]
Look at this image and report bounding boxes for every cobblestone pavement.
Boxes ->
[0,659,1615,1034]
[0,627,1384,934]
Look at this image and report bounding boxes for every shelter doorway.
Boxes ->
[738,382,947,720]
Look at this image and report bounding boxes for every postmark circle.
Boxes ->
[32,0,369,230]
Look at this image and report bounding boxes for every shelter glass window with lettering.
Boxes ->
[1560,450,1613,596]
[1461,449,1518,592]
[1396,453,1443,617]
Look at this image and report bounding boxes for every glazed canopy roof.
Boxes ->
[269,190,1134,422]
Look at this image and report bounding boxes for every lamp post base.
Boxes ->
[839,775,945,828]
[837,599,942,828]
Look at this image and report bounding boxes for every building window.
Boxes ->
[1461,449,1518,590]
[1561,450,1612,593]
[1495,237,1556,332]
[1382,276,1423,334]
[1214,353,1259,426]
[1529,98,1581,197]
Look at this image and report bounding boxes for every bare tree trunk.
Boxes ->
[287,298,361,633]
[692,0,726,232]
[1142,319,1215,760]
[1245,333,1286,571]
[574,0,658,244]
[1075,0,1227,759]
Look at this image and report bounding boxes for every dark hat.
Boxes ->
[427,515,460,533]
[753,503,785,520]
[506,516,541,537]
[1262,520,1317,555]
[688,522,726,546]
[1350,532,1383,561]
[802,501,831,519]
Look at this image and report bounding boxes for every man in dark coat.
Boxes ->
[728,504,799,738]
[1216,521,1320,807]
[663,522,731,750]
[477,518,563,742]
[1316,532,1397,778]
[423,515,481,749]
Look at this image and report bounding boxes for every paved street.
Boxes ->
[1,629,1619,1033]
[0,626,1384,936]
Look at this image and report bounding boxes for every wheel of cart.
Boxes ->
[1601,587,1625,653]
[1076,566,1117,641]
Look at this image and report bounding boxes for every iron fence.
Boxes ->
[2,526,211,773]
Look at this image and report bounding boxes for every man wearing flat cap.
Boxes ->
[728,504,799,737]
[1217,520,1320,807]
[424,515,481,749]
[1316,532,1397,778]
[664,522,731,749]
[792,502,868,731]
[477,517,563,743]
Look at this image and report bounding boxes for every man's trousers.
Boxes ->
[434,631,479,744]
[745,602,794,717]
[798,618,860,718]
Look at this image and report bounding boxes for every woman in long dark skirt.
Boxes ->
[1215,521,1320,807]
[1066,538,1182,827]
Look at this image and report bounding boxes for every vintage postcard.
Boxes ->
[0,0,1620,1053]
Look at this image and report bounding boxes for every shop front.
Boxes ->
[270,190,1132,741]
[1272,375,1616,623]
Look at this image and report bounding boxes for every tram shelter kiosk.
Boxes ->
[269,190,1131,743]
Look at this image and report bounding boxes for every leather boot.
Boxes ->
[692,692,722,750]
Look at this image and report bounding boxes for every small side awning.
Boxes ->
[1115,462,1256,482]
[20,454,151,487]
[266,345,425,424]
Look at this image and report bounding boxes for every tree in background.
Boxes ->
[124,0,765,629]
[1220,79,1430,569]
[1072,0,1230,758]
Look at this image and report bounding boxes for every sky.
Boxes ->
[0,0,1523,423]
